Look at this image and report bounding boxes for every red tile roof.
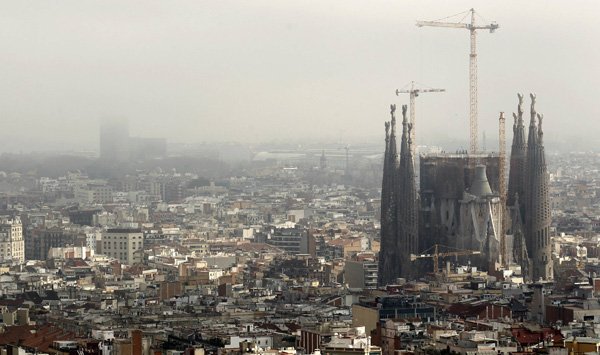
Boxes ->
[511,327,563,346]
[0,324,78,352]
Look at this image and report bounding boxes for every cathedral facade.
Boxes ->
[378,94,552,285]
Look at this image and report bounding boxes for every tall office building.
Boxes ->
[100,119,166,161]
[100,119,130,162]
[265,226,314,255]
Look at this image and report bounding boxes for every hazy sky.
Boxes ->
[1,1,598,152]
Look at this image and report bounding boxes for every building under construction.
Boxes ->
[419,153,502,272]
[378,94,552,284]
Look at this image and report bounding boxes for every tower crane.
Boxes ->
[395,81,445,156]
[410,244,481,274]
[417,9,499,154]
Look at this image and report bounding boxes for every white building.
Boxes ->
[75,183,113,205]
[101,228,144,265]
[0,216,24,264]
[225,335,273,350]
[48,246,93,259]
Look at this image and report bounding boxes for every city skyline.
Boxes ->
[1,2,599,354]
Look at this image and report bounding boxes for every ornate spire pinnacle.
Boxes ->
[508,93,528,209]
[402,105,411,140]
[400,105,409,155]
[389,104,398,165]
[385,121,390,143]
[527,93,538,149]
[517,93,524,125]
[390,104,397,136]
[529,93,537,127]
[537,113,544,144]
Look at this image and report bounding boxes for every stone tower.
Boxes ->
[508,93,527,209]
[396,105,419,279]
[524,94,552,280]
[507,94,530,273]
[378,105,400,286]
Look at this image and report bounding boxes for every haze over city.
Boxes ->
[1,0,597,153]
[3,2,600,354]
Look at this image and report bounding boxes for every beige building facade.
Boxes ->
[0,216,24,264]
[101,228,144,265]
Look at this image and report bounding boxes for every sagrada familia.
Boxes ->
[378,94,552,286]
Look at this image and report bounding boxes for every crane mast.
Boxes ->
[395,81,445,156]
[417,9,498,154]
[469,9,478,155]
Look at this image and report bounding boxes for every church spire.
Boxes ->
[508,93,527,209]
[527,93,538,148]
[378,105,400,286]
[396,104,419,279]
[524,94,553,280]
